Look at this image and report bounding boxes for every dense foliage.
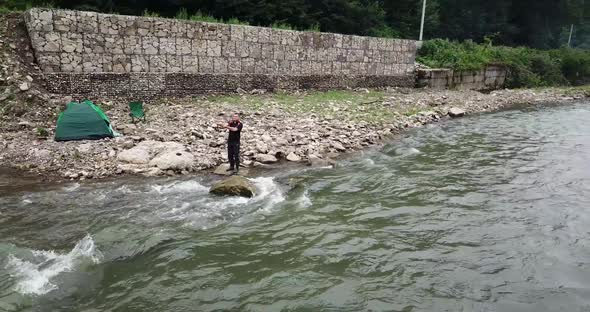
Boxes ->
[1,0,589,49]
[418,39,590,87]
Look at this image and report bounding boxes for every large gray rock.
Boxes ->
[448,107,466,117]
[256,154,278,163]
[210,176,256,198]
[117,146,151,164]
[140,141,185,154]
[118,140,190,168]
[286,152,301,162]
[149,151,194,171]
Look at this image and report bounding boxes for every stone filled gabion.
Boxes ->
[24,8,418,96]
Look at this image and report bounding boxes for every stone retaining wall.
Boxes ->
[416,65,508,90]
[24,8,417,96]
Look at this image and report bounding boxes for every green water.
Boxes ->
[1,102,590,312]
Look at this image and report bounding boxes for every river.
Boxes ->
[1,102,590,312]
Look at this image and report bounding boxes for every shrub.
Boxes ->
[142,9,160,17]
[306,23,321,32]
[189,11,221,23]
[36,127,48,137]
[271,22,294,31]
[226,17,249,26]
[418,39,590,88]
[370,25,400,38]
[175,8,189,20]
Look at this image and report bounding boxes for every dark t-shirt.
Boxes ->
[228,121,243,144]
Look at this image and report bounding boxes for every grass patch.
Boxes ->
[142,9,160,17]
[204,89,400,124]
[403,107,422,116]
[172,8,249,25]
[35,127,48,137]
[306,23,321,32]
[188,11,221,23]
[226,17,249,26]
[271,22,294,31]
[174,7,189,20]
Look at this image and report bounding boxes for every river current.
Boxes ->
[1,102,589,311]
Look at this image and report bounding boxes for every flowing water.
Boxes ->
[1,102,590,312]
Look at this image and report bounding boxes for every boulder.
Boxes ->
[256,154,278,163]
[117,146,151,164]
[149,151,194,171]
[448,107,466,117]
[286,152,301,162]
[210,176,256,198]
[118,141,187,165]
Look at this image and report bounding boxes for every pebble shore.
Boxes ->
[1,86,588,182]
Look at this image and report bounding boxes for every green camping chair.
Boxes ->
[129,101,146,123]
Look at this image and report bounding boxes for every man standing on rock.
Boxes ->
[220,113,243,174]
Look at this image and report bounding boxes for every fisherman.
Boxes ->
[219,113,243,174]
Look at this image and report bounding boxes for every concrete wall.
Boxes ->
[416,65,508,91]
[24,8,418,97]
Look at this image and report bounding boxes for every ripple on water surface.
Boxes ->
[1,102,590,311]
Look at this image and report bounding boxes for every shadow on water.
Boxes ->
[0,168,47,196]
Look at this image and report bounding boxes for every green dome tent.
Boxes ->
[55,100,115,141]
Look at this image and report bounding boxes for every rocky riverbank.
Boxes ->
[1,86,589,182]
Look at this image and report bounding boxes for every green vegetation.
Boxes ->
[142,9,160,18]
[187,10,221,23]
[148,8,250,25]
[35,127,48,137]
[225,18,249,26]
[418,39,590,88]
[271,23,294,31]
[306,23,321,33]
[174,7,189,20]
